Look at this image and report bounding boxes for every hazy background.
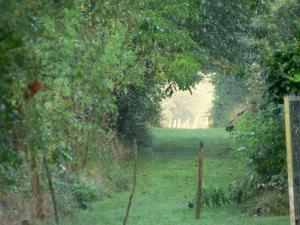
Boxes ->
[160,77,215,129]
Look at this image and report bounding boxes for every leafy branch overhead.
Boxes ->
[262,42,300,102]
[0,0,298,223]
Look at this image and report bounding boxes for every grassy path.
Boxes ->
[60,128,289,225]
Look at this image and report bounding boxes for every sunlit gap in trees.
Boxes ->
[160,74,215,129]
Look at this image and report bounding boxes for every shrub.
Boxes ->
[193,186,231,207]
[258,191,289,215]
[262,40,300,103]
[230,103,288,214]
[228,174,287,204]
[229,177,288,215]
[102,164,130,192]
[202,186,230,207]
[71,181,97,209]
[55,175,99,211]
[233,104,286,182]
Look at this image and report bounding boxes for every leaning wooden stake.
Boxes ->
[30,153,45,221]
[123,139,138,225]
[195,141,204,220]
[43,155,59,225]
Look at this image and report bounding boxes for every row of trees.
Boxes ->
[1,0,292,223]
[0,0,203,223]
[209,0,300,213]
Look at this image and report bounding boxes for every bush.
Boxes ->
[102,164,130,192]
[258,191,289,215]
[230,103,288,214]
[228,174,287,204]
[202,186,230,207]
[191,186,231,207]
[55,175,99,211]
[233,104,286,182]
[71,181,97,209]
[229,177,288,215]
[262,40,300,103]
[116,86,161,147]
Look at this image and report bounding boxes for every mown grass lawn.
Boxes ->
[55,128,289,225]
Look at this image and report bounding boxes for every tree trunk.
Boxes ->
[43,155,59,224]
[195,142,204,220]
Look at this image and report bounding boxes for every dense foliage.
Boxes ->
[233,104,286,182]
[0,0,203,223]
[262,40,300,103]
[1,0,298,223]
[228,0,300,212]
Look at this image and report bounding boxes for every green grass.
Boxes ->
[55,128,289,225]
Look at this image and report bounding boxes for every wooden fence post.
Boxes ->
[123,139,138,225]
[195,141,204,219]
[284,96,300,225]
